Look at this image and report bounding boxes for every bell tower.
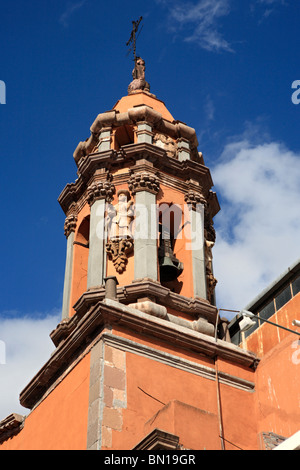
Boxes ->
[0,34,259,451]
[58,60,220,334]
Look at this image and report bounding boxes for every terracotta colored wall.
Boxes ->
[113,92,174,122]
[243,293,300,356]
[1,353,91,450]
[105,332,257,451]
[255,333,300,440]
[239,293,300,442]
[109,351,221,450]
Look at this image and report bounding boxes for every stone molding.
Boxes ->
[0,413,24,444]
[153,132,177,158]
[86,181,116,205]
[128,171,160,195]
[72,279,217,325]
[64,214,78,238]
[58,143,220,219]
[73,103,199,165]
[259,431,287,450]
[19,299,258,410]
[184,189,207,210]
[133,428,180,450]
[50,315,79,347]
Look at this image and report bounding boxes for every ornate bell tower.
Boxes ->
[0,36,258,451]
[58,58,220,334]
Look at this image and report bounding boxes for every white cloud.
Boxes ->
[204,95,215,122]
[212,137,300,315]
[159,0,233,52]
[59,0,87,28]
[0,312,60,421]
[255,0,287,19]
[258,0,285,4]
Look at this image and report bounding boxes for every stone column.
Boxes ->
[136,121,153,144]
[87,181,115,288]
[128,172,160,281]
[177,138,191,161]
[98,127,112,151]
[61,214,77,319]
[184,190,207,300]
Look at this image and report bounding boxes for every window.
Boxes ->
[292,276,300,296]
[275,285,292,311]
[244,320,258,339]
[229,269,300,344]
[259,301,275,320]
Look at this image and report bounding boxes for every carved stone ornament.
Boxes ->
[128,57,150,94]
[153,133,177,158]
[128,172,160,195]
[205,238,217,303]
[206,271,218,304]
[184,190,207,210]
[204,216,216,243]
[106,238,134,274]
[86,181,115,205]
[106,189,134,274]
[64,214,78,238]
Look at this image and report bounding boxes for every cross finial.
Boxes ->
[126,16,143,65]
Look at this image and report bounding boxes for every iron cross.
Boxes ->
[126,16,143,63]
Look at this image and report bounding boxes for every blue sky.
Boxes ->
[1,0,300,418]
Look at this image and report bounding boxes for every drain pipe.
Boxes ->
[103,276,119,301]
[213,308,240,450]
[214,309,225,450]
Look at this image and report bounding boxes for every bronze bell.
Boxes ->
[158,227,183,282]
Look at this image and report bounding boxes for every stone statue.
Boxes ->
[107,190,134,240]
[106,190,134,274]
[204,229,217,303]
[128,57,150,94]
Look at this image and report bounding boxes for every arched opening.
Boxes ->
[69,216,90,316]
[158,203,183,292]
[113,125,135,151]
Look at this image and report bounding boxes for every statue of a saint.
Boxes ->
[106,190,134,274]
[107,190,134,240]
[128,57,150,94]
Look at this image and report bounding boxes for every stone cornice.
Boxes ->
[0,413,24,444]
[73,105,199,165]
[133,428,180,450]
[58,143,219,217]
[128,171,160,195]
[72,279,217,325]
[184,189,207,210]
[64,214,78,238]
[86,180,116,205]
[118,143,215,194]
[77,149,118,181]
[19,298,258,410]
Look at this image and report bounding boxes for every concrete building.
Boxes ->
[228,258,300,450]
[0,61,299,451]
